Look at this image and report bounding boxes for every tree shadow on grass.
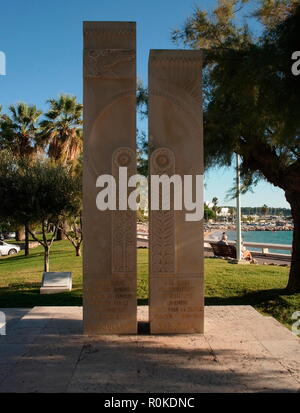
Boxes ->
[0,249,79,265]
[8,282,40,289]
[0,285,82,308]
[0,251,43,264]
[138,289,291,308]
[205,288,290,307]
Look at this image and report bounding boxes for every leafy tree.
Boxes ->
[57,216,83,257]
[137,131,148,177]
[136,82,149,177]
[57,167,83,257]
[136,80,149,118]
[172,0,300,292]
[0,152,79,271]
[204,203,216,220]
[0,103,42,250]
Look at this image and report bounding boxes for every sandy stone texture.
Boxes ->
[0,306,299,393]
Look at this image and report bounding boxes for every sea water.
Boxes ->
[227,230,293,254]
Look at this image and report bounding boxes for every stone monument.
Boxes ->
[83,22,137,334]
[83,22,204,335]
[149,50,204,334]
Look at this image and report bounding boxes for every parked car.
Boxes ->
[0,241,21,256]
[6,232,16,239]
[0,232,16,240]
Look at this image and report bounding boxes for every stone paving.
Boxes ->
[0,306,299,393]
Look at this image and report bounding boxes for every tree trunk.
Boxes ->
[75,244,81,257]
[24,224,30,256]
[16,226,25,241]
[285,191,300,293]
[44,247,50,272]
[56,221,68,241]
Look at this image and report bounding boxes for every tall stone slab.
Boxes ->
[149,50,204,334]
[83,22,137,334]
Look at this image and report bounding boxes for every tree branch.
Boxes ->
[27,228,46,248]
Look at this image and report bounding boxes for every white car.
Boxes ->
[0,241,21,256]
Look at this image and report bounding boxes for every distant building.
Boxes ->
[205,201,214,209]
[217,207,230,217]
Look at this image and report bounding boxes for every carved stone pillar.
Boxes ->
[83,22,137,334]
[149,50,204,334]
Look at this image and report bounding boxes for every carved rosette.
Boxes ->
[150,148,176,274]
[150,148,175,175]
[112,148,136,274]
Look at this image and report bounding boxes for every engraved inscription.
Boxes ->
[150,277,204,332]
[86,277,136,324]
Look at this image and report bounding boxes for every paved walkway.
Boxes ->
[0,306,299,393]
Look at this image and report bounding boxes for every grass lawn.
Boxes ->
[0,240,299,330]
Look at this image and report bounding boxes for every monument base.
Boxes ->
[149,275,204,334]
[83,273,137,335]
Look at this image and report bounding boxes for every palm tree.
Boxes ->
[210,198,219,221]
[212,197,218,208]
[0,103,42,160]
[39,94,83,167]
[39,95,83,240]
[0,103,42,251]
[261,204,269,216]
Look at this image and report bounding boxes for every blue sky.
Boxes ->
[0,0,290,208]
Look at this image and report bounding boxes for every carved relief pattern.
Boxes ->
[84,25,135,45]
[150,148,176,274]
[112,148,136,273]
[84,48,135,79]
[149,52,203,124]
